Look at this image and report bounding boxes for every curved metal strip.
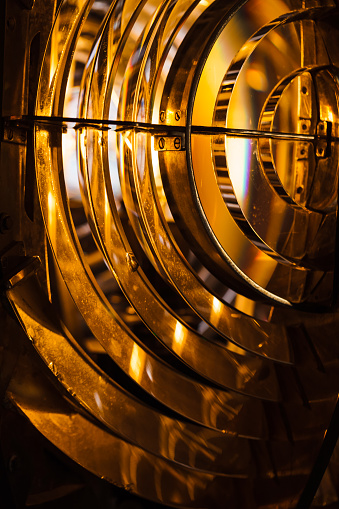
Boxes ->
[34,0,280,440]
[37,0,95,117]
[188,0,336,303]
[76,10,282,399]
[223,23,327,257]
[78,126,280,404]
[122,129,292,362]
[7,273,254,475]
[106,0,292,361]
[100,0,272,301]
[6,352,250,509]
[7,343,330,508]
[36,123,280,447]
[73,0,277,413]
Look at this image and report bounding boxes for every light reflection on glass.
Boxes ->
[47,190,56,244]
[174,321,186,356]
[26,1,339,506]
[225,137,252,206]
[245,65,268,92]
[211,296,222,325]
[189,0,338,303]
[129,343,146,384]
[94,390,104,413]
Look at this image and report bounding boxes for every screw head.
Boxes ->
[174,137,181,150]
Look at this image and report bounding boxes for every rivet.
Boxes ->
[174,137,181,150]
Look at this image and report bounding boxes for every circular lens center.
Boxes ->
[260,68,339,213]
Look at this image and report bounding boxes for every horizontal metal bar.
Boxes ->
[9,115,337,143]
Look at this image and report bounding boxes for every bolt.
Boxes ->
[317,122,327,136]
[175,110,181,121]
[7,129,13,141]
[158,137,165,150]
[174,137,181,150]
[0,214,13,233]
[160,111,166,122]
[7,17,16,31]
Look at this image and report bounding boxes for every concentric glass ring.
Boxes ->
[5,0,339,507]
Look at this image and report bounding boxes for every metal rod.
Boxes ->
[15,115,325,142]
[190,124,316,141]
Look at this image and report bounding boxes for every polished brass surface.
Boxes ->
[1,0,339,508]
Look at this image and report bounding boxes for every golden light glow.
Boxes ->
[210,296,222,325]
[246,66,268,92]
[174,321,186,355]
[6,1,339,507]
[129,343,146,384]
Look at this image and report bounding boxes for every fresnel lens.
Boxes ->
[1,0,339,507]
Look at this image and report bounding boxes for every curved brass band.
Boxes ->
[21,0,339,506]
[7,275,255,474]
[7,352,249,508]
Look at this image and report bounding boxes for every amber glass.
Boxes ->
[5,1,339,508]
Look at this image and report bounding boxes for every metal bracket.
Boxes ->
[2,124,28,145]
